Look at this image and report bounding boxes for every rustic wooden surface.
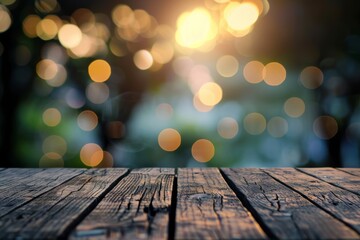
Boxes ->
[0,168,359,239]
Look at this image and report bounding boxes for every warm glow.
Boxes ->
[192,139,215,162]
[42,108,61,127]
[224,2,259,31]
[35,0,58,13]
[42,135,67,156]
[158,128,181,152]
[133,49,153,70]
[263,62,286,86]
[77,110,98,131]
[284,97,305,118]
[188,65,213,94]
[175,8,217,49]
[80,143,104,167]
[36,59,58,80]
[216,55,239,78]
[151,41,174,64]
[112,4,134,28]
[88,59,111,82]
[243,61,264,84]
[0,6,12,33]
[58,24,82,48]
[217,117,239,139]
[313,116,338,140]
[198,82,223,107]
[46,64,67,87]
[244,112,266,135]
[193,93,213,112]
[267,117,288,138]
[23,15,41,38]
[36,18,58,40]
[96,151,114,167]
[299,66,323,89]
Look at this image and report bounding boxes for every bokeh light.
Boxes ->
[158,128,181,152]
[42,135,67,157]
[151,41,174,64]
[77,110,98,131]
[267,117,288,138]
[42,108,61,127]
[284,97,305,118]
[216,55,239,78]
[58,24,82,48]
[193,93,214,112]
[224,2,259,32]
[96,151,114,167]
[156,103,173,120]
[0,5,12,33]
[23,15,41,38]
[86,82,110,104]
[263,62,286,86]
[39,153,64,167]
[80,143,103,167]
[88,59,111,82]
[243,60,264,84]
[36,59,58,80]
[36,18,58,40]
[112,4,134,28]
[300,66,323,89]
[217,117,239,139]
[244,112,266,135]
[198,82,223,107]
[35,0,58,13]
[313,116,338,140]
[191,139,215,162]
[175,7,217,49]
[133,49,153,70]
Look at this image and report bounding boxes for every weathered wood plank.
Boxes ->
[299,168,360,195]
[339,168,360,177]
[71,168,174,240]
[221,168,359,239]
[0,168,128,239]
[0,168,84,218]
[176,168,266,239]
[264,168,360,234]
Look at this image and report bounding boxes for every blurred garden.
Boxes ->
[0,0,360,168]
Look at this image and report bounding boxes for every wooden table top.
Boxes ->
[0,168,359,239]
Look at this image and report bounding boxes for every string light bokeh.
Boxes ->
[0,0,359,168]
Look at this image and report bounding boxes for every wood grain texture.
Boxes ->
[71,168,174,240]
[299,168,360,195]
[221,168,359,239]
[264,168,360,234]
[339,168,360,177]
[176,168,266,239]
[0,168,128,239]
[0,168,83,217]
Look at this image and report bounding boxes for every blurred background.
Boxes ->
[0,0,360,168]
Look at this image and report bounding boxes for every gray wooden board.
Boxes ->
[299,168,360,195]
[339,168,360,177]
[71,168,174,240]
[0,168,128,239]
[221,168,359,239]
[264,168,360,234]
[175,168,266,239]
[0,168,84,218]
